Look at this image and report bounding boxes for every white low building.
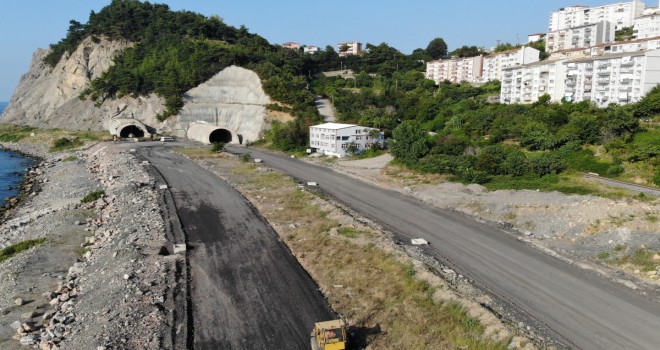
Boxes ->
[309,123,381,157]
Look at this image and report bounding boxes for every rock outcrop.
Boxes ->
[2,37,166,131]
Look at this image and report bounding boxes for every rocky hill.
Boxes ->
[1,37,166,131]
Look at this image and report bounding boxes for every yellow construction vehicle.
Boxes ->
[310,319,348,350]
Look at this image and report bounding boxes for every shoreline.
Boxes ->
[0,144,43,221]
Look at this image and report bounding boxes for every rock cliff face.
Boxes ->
[2,38,272,140]
[2,37,166,131]
[174,66,270,142]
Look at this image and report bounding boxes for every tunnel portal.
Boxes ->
[209,129,233,143]
[119,125,145,138]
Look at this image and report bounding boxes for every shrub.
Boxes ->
[211,142,225,152]
[81,190,105,203]
[240,152,252,163]
[606,165,625,177]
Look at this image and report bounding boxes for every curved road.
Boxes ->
[138,145,334,349]
[229,145,660,350]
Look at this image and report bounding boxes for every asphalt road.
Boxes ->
[138,145,334,350]
[229,146,660,350]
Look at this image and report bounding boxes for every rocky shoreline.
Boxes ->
[0,142,179,349]
[0,146,42,221]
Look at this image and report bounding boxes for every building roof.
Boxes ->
[312,122,357,130]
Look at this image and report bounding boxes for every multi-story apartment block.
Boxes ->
[309,123,381,157]
[337,41,362,57]
[501,48,660,107]
[549,1,646,31]
[501,60,568,104]
[633,12,660,38]
[426,56,483,84]
[549,35,660,59]
[482,46,541,82]
[546,21,615,53]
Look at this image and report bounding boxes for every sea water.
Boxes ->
[0,101,35,206]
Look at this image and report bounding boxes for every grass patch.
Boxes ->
[50,137,84,152]
[74,247,90,258]
[0,238,47,263]
[645,213,658,223]
[597,252,610,259]
[62,156,78,162]
[81,190,105,203]
[599,246,659,272]
[337,227,359,238]
[0,125,35,142]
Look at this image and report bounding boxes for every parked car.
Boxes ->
[160,136,175,142]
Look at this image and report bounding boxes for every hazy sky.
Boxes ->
[0,0,634,100]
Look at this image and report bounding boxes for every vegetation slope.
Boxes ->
[45,0,660,190]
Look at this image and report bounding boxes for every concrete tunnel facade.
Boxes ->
[108,118,150,138]
[187,122,240,145]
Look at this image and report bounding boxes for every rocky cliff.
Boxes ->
[2,38,273,140]
[1,37,166,131]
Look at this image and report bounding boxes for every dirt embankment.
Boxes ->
[0,142,180,350]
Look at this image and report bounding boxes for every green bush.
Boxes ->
[606,165,625,177]
[211,142,225,152]
[81,190,105,203]
[240,152,252,163]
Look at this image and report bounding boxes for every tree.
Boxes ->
[451,45,485,58]
[390,121,429,163]
[426,37,448,59]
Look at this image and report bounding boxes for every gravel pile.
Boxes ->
[0,142,179,349]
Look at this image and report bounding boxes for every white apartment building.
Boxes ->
[546,21,615,53]
[549,1,646,31]
[482,46,541,82]
[501,60,568,104]
[337,41,362,57]
[309,123,381,157]
[633,12,660,38]
[548,35,660,59]
[426,56,483,84]
[501,49,660,107]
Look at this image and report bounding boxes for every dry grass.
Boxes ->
[195,153,511,350]
[381,164,448,187]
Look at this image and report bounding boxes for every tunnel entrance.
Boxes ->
[209,129,232,143]
[119,125,145,138]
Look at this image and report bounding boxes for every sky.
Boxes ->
[0,0,642,101]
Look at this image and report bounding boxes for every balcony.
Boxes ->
[565,78,577,86]
[597,69,611,75]
[619,86,632,92]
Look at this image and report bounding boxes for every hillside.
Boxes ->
[2,0,321,136]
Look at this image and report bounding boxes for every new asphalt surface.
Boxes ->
[138,145,334,350]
